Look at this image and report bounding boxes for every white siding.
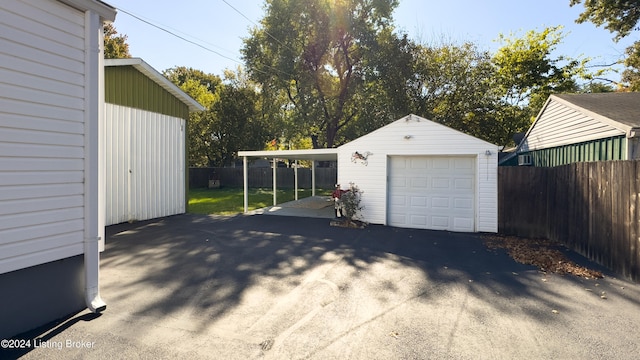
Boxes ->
[0,0,86,274]
[520,99,625,152]
[337,115,498,233]
[104,104,186,225]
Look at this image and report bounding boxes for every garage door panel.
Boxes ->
[431,216,450,228]
[454,157,474,169]
[410,158,428,169]
[454,198,473,210]
[454,178,473,190]
[388,156,475,232]
[432,178,451,189]
[432,158,450,169]
[391,158,407,170]
[410,196,427,207]
[411,177,428,188]
[410,215,427,226]
[431,197,450,208]
[390,195,406,206]
[454,217,473,230]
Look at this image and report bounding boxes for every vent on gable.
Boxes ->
[518,154,533,166]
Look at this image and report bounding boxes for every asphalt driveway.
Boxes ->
[9,214,640,359]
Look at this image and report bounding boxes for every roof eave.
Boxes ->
[59,0,117,21]
[238,149,339,162]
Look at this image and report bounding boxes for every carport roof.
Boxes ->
[238,148,338,162]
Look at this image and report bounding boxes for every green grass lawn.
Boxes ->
[188,187,331,215]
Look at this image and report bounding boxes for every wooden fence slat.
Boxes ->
[498,160,640,283]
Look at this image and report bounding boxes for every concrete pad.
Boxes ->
[8,214,640,360]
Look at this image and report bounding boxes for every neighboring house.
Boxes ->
[0,0,116,338]
[501,92,640,167]
[240,114,499,233]
[104,58,204,225]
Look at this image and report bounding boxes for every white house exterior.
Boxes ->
[104,58,204,226]
[0,0,116,338]
[240,114,499,233]
[338,114,498,233]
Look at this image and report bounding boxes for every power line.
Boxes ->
[114,6,296,79]
[219,0,297,54]
[116,7,243,65]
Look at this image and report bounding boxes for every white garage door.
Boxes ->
[388,156,475,232]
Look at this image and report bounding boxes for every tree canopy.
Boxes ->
[242,0,405,148]
[104,24,131,59]
[570,0,640,90]
[164,67,269,167]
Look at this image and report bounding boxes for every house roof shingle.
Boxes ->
[554,92,640,129]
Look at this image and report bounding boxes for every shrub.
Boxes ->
[340,182,363,221]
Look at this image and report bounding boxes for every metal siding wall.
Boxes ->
[105,105,185,225]
[530,136,626,167]
[105,66,189,120]
[104,104,130,225]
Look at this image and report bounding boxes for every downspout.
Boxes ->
[83,10,106,313]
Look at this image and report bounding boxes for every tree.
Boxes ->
[409,41,498,143]
[104,23,131,59]
[165,67,269,167]
[242,0,406,148]
[570,0,640,89]
[164,67,221,167]
[622,41,640,91]
[570,0,640,40]
[210,70,270,166]
[491,27,588,146]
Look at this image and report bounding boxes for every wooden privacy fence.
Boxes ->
[499,161,640,282]
[189,167,337,189]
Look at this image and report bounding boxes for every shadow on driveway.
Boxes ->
[12,214,640,359]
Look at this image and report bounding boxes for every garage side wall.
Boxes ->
[337,116,498,233]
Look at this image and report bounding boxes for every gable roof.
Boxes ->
[104,58,204,112]
[517,93,640,154]
[340,114,498,149]
[553,92,640,130]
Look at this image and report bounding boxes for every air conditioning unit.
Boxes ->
[518,154,532,166]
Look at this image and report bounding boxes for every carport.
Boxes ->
[237,149,338,213]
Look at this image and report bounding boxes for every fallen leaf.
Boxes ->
[483,235,603,279]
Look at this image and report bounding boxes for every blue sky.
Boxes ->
[105,0,635,82]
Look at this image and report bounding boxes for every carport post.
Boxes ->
[294,160,298,201]
[311,160,316,196]
[273,158,277,206]
[243,156,248,213]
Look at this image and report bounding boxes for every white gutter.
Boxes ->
[83,10,106,313]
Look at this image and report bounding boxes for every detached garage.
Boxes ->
[104,58,203,225]
[338,114,498,232]
[240,114,498,233]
